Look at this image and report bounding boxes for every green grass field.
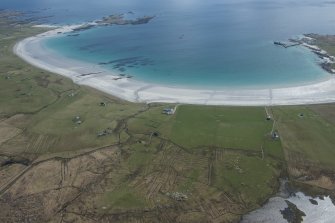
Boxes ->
[213,151,280,206]
[273,106,335,169]
[125,105,285,211]
[171,106,273,150]
[128,105,281,153]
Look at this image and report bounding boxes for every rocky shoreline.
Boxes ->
[304,34,335,74]
[288,34,335,74]
[72,13,155,32]
[0,9,155,34]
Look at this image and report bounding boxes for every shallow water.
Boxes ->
[242,192,335,223]
[3,0,335,88]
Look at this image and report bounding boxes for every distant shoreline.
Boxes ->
[13,24,335,106]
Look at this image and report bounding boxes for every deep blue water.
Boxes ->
[3,0,335,88]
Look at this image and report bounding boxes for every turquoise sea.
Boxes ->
[3,0,335,88]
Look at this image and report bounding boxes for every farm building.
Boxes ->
[162,108,175,115]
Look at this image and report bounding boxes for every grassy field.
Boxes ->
[99,185,148,210]
[1,14,335,223]
[309,104,335,125]
[272,106,335,190]
[273,106,335,169]
[124,105,285,213]
[0,25,144,154]
[128,105,281,152]
[213,151,280,205]
[171,106,274,150]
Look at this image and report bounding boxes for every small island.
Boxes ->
[72,14,155,32]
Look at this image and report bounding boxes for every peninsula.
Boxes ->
[275,34,335,74]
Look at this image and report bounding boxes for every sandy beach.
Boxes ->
[13,25,335,106]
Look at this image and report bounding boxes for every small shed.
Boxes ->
[162,108,175,115]
[272,131,280,140]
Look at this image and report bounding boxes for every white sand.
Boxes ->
[13,25,335,105]
[33,24,60,28]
